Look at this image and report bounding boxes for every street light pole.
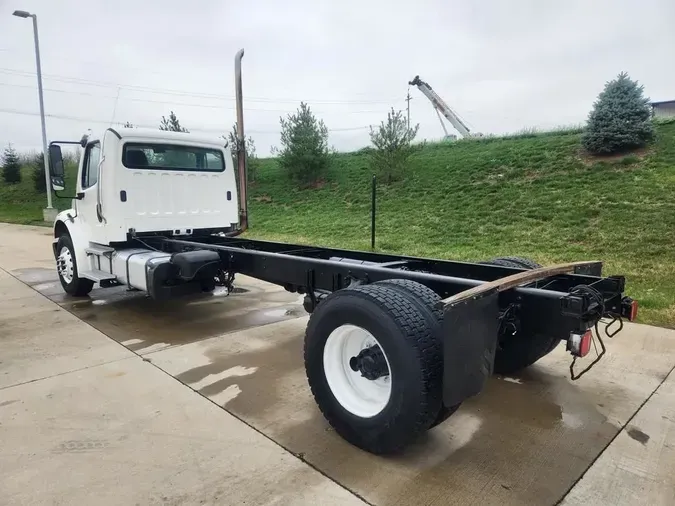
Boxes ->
[13,10,53,214]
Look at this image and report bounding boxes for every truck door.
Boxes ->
[77,141,103,240]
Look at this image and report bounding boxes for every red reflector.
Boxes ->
[579,330,592,357]
[630,300,639,321]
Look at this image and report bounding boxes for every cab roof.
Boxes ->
[106,127,228,149]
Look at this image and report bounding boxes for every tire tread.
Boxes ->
[304,284,442,453]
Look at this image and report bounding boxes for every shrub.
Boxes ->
[582,72,654,155]
[369,108,419,183]
[2,144,21,184]
[226,123,259,183]
[278,102,330,184]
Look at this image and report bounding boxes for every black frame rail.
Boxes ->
[161,236,627,325]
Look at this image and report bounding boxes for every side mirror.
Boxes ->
[48,144,65,191]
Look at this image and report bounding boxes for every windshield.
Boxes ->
[122,143,225,172]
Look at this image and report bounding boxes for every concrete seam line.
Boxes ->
[555,363,675,505]
[1,266,374,506]
[0,355,136,392]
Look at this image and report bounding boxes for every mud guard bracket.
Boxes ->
[442,292,500,407]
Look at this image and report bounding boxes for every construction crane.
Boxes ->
[408,75,478,139]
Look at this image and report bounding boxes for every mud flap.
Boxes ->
[442,292,500,407]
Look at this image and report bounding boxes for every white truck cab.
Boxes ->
[48,127,240,297]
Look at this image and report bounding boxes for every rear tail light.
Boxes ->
[567,330,593,357]
[621,297,639,322]
[629,300,638,321]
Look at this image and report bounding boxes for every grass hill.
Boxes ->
[2,122,674,327]
[246,122,675,328]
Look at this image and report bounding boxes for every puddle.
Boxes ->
[11,267,59,286]
[175,330,304,420]
[64,289,306,353]
[32,282,58,292]
[264,308,302,318]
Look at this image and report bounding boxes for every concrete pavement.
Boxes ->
[0,225,365,506]
[1,222,675,505]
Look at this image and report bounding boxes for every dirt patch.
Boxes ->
[579,146,652,166]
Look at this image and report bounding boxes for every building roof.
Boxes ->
[651,100,675,107]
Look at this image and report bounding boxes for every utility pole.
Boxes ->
[405,89,413,131]
[13,9,55,221]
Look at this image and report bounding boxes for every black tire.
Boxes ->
[374,279,461,428]
[55,234,94,297]
[304,284,443,454]
[494,332,562,375]
[483,256,561,375]
[375,278,443,321]
[432,403,462,426]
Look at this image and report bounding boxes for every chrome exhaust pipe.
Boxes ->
[234,48,248,233]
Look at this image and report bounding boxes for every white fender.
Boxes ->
[53,209,90,277]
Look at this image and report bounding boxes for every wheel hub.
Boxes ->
[322,324,393,418]
[349,346,389,380]
[57,246,74,284]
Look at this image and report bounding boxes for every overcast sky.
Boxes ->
[1,0,673,156]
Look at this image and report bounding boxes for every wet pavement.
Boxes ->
[3,222,675,505]
[13,266,306,354]
[148,317,675,506]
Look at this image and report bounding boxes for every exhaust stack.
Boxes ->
[234,48,248,233]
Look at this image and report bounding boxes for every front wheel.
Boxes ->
[304,284,443,454]
[55,234,94,297]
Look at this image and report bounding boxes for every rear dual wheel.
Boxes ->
[304,281,458,454]
[482,256,562,374]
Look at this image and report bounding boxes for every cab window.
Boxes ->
[122,143,225,172]
[82,142,101,189]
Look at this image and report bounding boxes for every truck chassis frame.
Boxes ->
[129,234,633,409]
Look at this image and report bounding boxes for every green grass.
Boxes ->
[0,163,77,225]
[244,123,675,328]
[2,125,674,327]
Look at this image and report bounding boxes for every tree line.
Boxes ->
[2,71,657,190]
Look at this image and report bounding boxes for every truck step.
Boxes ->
[85,243,115,256]
[80,269,117,282]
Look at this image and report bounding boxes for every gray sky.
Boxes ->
[1,0,673,156]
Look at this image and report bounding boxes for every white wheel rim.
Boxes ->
[57,246,74,284]
[323,324,392,418]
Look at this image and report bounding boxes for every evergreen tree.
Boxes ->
[33,152,46,193]
[2,144,22,184]
[278,102,330,184]
[159,111,189,132]
[582,72,654,155]
[369,108,419,184]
